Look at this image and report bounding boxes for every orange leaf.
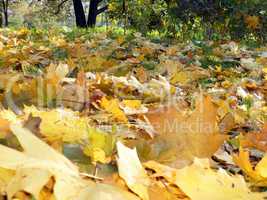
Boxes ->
[0,118,10,138]
[76,70,86,87]
[241,123,267,152]
[145,94,227,168]
[245,15,260,30]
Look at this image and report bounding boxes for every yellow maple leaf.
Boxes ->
[233,147,267,186]
[0,167,14,189]
[100,97,128,122]
[24,106,89,142]
[122,100,142,109]
[170,71,190,85]
[16,27,30,38]
[84,147,110,164]
[120,100,148,115]
[46,63,69,85]
[144,158,266,200]
[83,127,115,164]
[0,124,139,200]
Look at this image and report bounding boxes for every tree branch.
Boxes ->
[55,0,70,15]
[97,5,108,15]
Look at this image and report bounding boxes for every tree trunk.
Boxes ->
[87,0,98,27]
[72,0,87,28]
[2,0,8,27]
[3,10,7,26]
[0,12,2,27]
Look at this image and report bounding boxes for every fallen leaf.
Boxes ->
[145,158,266,200]
[100,97,128,122]
[120,100,148,115]
[132,67,148,83]
[24,106,89,142]
[170,71,190,84]
[117,141,150,200]
[145,94,227,167]
[6,168,51,199]
[233,147,267,186]
[0,167,14,191]
[0,124,139,200]
[0,118,11,138]
[245,15,260,30]
[148,180,189,200]
[241,123,267,152]
[83,127,115,164]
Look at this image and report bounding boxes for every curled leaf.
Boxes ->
[117,141,150,200]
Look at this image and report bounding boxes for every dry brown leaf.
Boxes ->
[145,94,227,167]
[241,123,267,152]
[146,94,218,135]
[245,15,260,29]
[132,67,149,83]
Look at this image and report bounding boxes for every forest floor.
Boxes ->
[0,27,266,200]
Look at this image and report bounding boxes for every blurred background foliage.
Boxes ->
[1,0,267,43]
